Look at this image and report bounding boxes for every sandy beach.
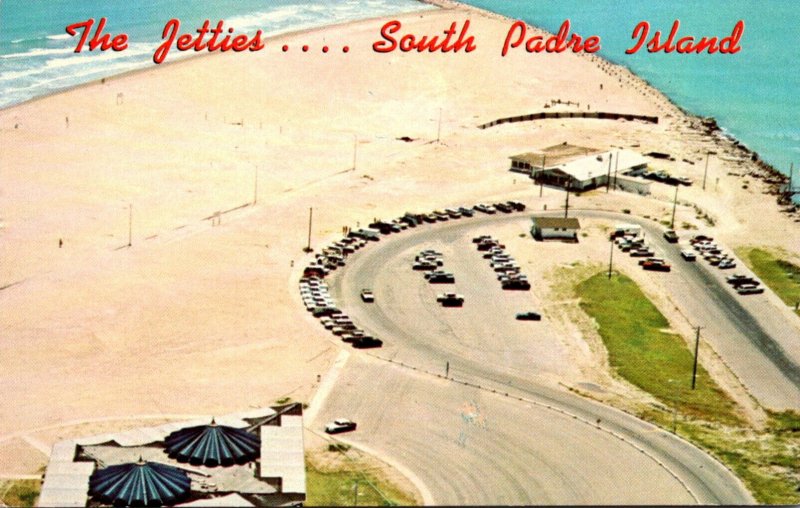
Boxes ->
[1,0,798,486]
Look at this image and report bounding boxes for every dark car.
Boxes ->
[516,312,541,321]
[428,273,455,283]
[352,336,383,349]
[502,280,531,290]
[642,261,671,272]
[663,230,679,243]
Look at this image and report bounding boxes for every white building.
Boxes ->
[531,217,581,241]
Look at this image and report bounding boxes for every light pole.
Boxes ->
[564,179,571,219]
[691,326,703,390]
[607,238,614,279]
[702,152,710,191]
[606,153,613,193]
[304,207,313,253]
[670,184,679,229]
[127,203,133,247]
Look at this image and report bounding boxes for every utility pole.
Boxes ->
[253,165,258,205]
[606,153,613,193]
[613,150,619,189]
[539,155,546,198]
[564,179,571,218]
[607,238,614,279]
[691,327,702,390]
[353,481,358,506]
[304,207,313,253]
[445,361,450,379]
[436,107,442,143]
[670,184,679,229]
[127,203,133,247]
[352,135,358,171]
[702,152,710,191]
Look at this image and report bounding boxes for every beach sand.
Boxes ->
[1,2,798,478]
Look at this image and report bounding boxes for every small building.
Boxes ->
[531,217,581,241]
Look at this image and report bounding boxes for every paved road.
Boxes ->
[312,209,776,504]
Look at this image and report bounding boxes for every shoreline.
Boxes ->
[2,0,790,192]
[422,0,791,189]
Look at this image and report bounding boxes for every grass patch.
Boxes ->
[738,248,800,315]
[0,480,40,507]
[305,455,417,506]
[575,270,800,504]
[576,272,741,424]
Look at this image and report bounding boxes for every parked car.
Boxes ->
[412,262,437,271]
[352,336,384,349]
[360,289,375,302]
[516,312,542,321]
[642,260,671,272]
[718,259,736,269]
[325,419,357,434]
[737,285,764,295]
[502,280,531,290]
[428,272,455,283]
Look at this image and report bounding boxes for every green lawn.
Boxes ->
[305,458,417,506]
[576,272,741,424]
[574,270,800,504]
[0,480,40,507]
[738,248,800,315]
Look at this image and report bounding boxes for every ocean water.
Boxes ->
[460,0,798,176]
[0,0,430,109]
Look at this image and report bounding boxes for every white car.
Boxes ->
[360,289,375,302]
[325,418,357,434]
[680,249,697,261]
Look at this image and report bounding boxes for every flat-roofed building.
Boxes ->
[531,216,581,241]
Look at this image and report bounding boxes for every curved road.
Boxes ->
[316,209,774,504]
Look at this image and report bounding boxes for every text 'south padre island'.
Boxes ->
[65,16,744,64]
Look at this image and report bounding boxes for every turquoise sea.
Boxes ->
[1,1,797,177]
[0,0,430,108]
[460,0,798,177]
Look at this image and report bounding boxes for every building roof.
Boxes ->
[510,143,601,168]
[165,421,261,467]
[553,149,649,182]
[89,460,191,507]
[259,414,305,494]
[532,217,581,229]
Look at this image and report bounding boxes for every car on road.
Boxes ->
[412,262,437,271]
[437,292,465,306]
[642,260,671,272]
[502,279,531,290]
[360,289,375,302]
[663,230,679,243]
[718,259,736,269]
[325,419,357,434]
[680,249,697,261]
[427,272,455,283]
[516,312,542,321]
[737,285,764,295]
[352,336,384,348]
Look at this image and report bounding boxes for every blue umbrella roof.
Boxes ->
[164,421,260,467]
[89,460,190,507]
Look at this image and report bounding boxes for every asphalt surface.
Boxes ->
[310,208,800,504]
